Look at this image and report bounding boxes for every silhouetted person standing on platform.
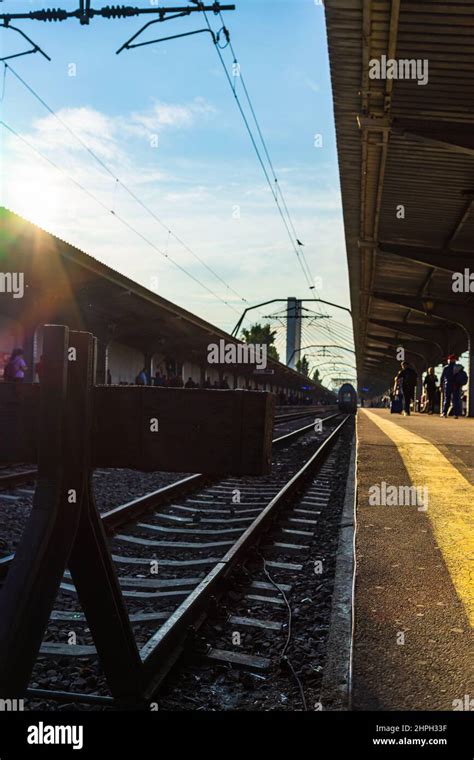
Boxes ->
[423,367,438,414]
[395,361,417,416]
[4,348,28,382]
[441,355,467,419]
[136,368,148,386]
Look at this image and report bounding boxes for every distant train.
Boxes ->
[338,383,358,413]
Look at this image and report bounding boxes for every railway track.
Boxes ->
[273,406,337,427]
[159,427,350,711]
[0,467,37,491]
[1,412,352,707]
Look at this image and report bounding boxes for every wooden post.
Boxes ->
[68,340,143,701]
[0,325,80,696]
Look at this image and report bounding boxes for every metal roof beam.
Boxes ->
[367,333,428,354]
[366,344,420,360]
[445,196,474,248]
[392,118,474,158]
[366,333,439,364]
[368,318,448,354]
[372,292,472,331]
[378,242,473,274]
[364,347,420,365]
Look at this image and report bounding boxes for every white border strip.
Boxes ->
[320,430,357,710]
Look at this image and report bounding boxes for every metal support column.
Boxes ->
[286,297,301,369]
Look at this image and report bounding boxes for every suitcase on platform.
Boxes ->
[390,395,403,414]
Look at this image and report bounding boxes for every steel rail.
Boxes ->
[102,473,207,534]
[273,414,340,446]
[140,415,351,696]
[274,406,338,424]
[0,469,37,491]
[103,413,342,527]
[0,413,348,704]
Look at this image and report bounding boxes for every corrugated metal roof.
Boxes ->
[325,0,474,394]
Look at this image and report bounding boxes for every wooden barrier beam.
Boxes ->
[0,386,274,475]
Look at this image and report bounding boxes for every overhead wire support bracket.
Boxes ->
[114,4,233,54]
[0,3,235,60]
[0,24,51,62]
[116,20,216,55]
[231,299,353,338]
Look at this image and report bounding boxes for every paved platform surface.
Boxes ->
[353,409,473,711]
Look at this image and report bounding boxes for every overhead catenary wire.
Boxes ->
[2,50,347,342]
[216,8,315,287]
[1,118,242,315]
[200,8,316,293]
[0,9,349,354]
[301,333,349,359]
[258,302,355,375]
[0,63,7,102]
[305,316,354,340]
[300,321,355,383]
[3,62,249,308]
[302,321,353,347]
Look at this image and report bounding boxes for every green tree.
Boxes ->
[296,355,310,376]
[312,367,321,382]
[241,323,279,361]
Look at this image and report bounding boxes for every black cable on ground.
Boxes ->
[256,549,308,711]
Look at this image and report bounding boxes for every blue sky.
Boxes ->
[0,0,354,372]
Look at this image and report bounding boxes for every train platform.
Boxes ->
[352,409,474,711]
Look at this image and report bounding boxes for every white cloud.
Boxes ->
[15,96,216,164]
[28,108,122,162]
[1,99,350,334]
[123,97,217,137]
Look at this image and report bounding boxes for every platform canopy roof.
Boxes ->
[0,207,332,396]
[325,0,474,395]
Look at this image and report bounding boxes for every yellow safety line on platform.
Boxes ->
[360,410,474,627]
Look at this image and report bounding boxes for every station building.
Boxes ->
[0,207,333,402]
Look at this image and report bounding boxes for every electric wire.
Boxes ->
[4,62,248,307]
[1,118,242,314]
[216,8,315,287]
[3,59,354,355]
[200,8,315,293]
[0,63,7,102]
